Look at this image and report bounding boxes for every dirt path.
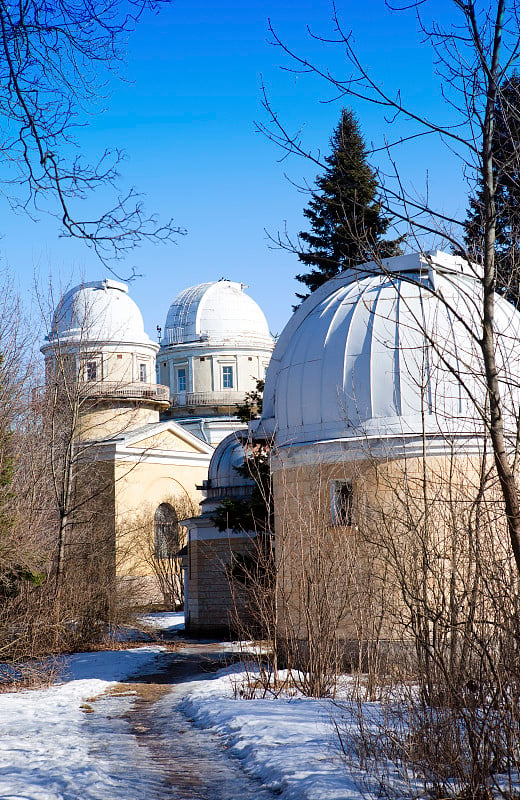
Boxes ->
[91,641,277,800]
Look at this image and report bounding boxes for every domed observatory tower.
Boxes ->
[157,280,274,445]
[41,279,169,440]
[41,280,213,608]
[257,251,520,661]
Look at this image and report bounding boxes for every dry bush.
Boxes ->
[271,458,401,699]
[224,530,281,698]
[334,447,520,800]
[228,450,392,699]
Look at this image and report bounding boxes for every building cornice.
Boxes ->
[271,433,489,470]
[77,441,212,467]
[158,341,273,356]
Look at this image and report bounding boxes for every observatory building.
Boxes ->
[181,431,258,635]
[257,250,520,658]
[42,252,520,647]
[42,277,273,610]
[157,280,274,445]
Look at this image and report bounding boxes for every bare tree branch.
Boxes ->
[0,0,183,275]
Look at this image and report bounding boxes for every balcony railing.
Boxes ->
[79,381,170,402]
[171,390,246,408]
[32,382,170,406]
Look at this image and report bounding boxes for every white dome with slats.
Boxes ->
[260,251,520,449]
[162,280,272,347]
[46,279,154,346]
[208,431,254,491]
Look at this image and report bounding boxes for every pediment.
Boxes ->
[126,423,213,455]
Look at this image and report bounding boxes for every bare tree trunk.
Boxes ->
[261,0,520,577]
[476,0,520,574]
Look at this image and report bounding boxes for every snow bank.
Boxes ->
[137,610,184,632]
[0,616,369,800]
[0,645,165,800]
[175,665,364,800]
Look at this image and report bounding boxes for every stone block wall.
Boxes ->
[187,534,257,635]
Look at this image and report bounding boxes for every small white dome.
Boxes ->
[47,279,154,346]
[261,251,520,448]
[162,280,272,347]
[208,431,254,491]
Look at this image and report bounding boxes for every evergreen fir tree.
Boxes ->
[462,74,520,307]
[211,444,272,535]
[296,109,402,302]
[235,379,264,424]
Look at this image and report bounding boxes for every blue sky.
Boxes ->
[6,0,472,339]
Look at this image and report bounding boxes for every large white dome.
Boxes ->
[46,279,155,346]
[260,251,520,450]
[162,280,272,347]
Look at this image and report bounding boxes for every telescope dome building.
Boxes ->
[257,250,520,659]
[157,280,274,445]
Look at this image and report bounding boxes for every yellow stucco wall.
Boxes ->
[191,355,212,391]
[99,349,154,384]
[272,450,509,655]
[74,419,212,607]
[76,401,160,440]
[160,348,272,396]
[44,344,157,386]
[113,454,209,580]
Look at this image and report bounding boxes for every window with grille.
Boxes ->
[177,367,186,392]
[154,503,179,559]
[86,361,97,381]
[139,363,147,382]
[330,480,354,526]
[222,365,234,389]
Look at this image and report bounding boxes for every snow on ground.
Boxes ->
[66,644,164,681]
[137,610,185,632]
[176,665,362,800]
[0,645,165,800]
[0,613,366,800]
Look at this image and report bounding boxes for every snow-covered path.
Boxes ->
[0,615,279,800]
[109,657,277,799]
[0,646,168,800]
[0,615,355,800]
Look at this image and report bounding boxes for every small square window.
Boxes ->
[331,480,353,526]
[222,365,234,389]
[86,361,97,381]
[139,363,147,382]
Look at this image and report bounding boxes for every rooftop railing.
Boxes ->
[171,390,246,408]
[32,381,170,406]
[79,381,170,401]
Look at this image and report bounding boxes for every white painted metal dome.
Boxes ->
[208,431,254,491]
[162,280,272,347]
[260,251,520,449]
[47,279,155,346]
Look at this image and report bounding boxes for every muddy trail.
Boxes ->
[90,642,277,800]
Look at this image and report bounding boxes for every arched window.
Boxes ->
[154,503,179,559]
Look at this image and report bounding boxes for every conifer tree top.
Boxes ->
[295,109,402,303]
